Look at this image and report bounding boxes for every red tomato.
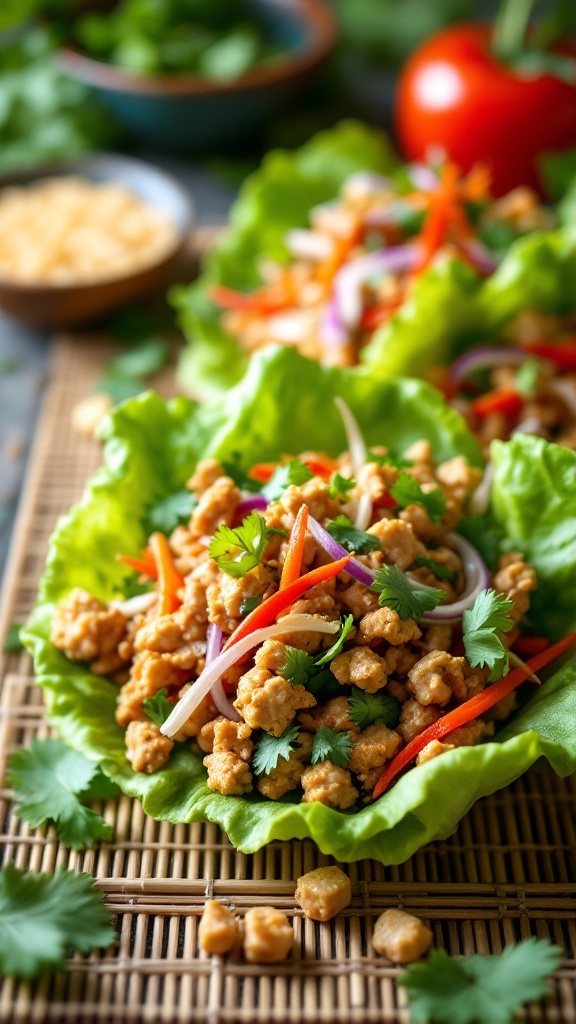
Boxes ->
[395,24,576,196]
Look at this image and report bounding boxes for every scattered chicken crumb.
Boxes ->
[295,865,351,922]
[243,906,294,963]
[198,899,239,956]
[71,393,113,439]
[372,908,433,963]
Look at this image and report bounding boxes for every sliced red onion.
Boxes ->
[320,298,349,349]
[461,239,498,275]
[160,614,339,738]
[236,495,267,517]
[450,346,527,385]
[333,244,419,330]
[408,163,439,191]
[111,592,156,617]
[420,533,491,624]
[308,515,375,588]
[548,379,576,418]
[285,228,333,262]
[206,622,241,722]
[468,463,493,517]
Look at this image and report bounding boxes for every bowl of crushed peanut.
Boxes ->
[0,154,194,327]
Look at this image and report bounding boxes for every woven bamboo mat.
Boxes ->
[0,328,575,1023]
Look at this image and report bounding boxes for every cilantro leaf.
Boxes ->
[400,939,562,1024]
[142,688,173,728]
[0,864,115,979]
[463,589,515,681]
[368,450,414,470]
[3,622,24,653]
[328,472,356,501]
[458,516,505,573]
[239,594,263,616]
[315,614,355,665]
[146,489,196,534]
[7,738,112,851]
[209,511,269,579]
[311,727,352,768]
[107,337,169,379]
[414,555,458,583]
[94,374,145,404]
[221,452,261,494]
[515,357,541,397]
[261,459,313,502]
[348,688,401,730]
[305,669,343,702]
[390,472,448,523]
[280,646,316,687]
[253,727,299,775]
[326,514,380,555]
[370,565,444,621]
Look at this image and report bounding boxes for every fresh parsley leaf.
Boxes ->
[142,688,173,728]
[515,357,541,397]
[311,727,352,769]
[3,622,24,653]
[209,511,269,579]
[239,594,263,616]
[368,450,414,470]
[370,565,444,621]
[390,472,448,524]
[107,337,169,380]
[315,614,355,665]
[462,588,515,681]
[414,555,458,583]
[326,514,380,555]
[305,669,343,702]
[458,516,505,573]
[348,688,401,730]
[400,939,562,1024]
[146,489,197,533]
[7,738,112,851]
[252,727,299,776]
[328,472,356,501]
[0,864,115,979]
[280,647,316,687]
[261,459,313,502]
[221,452,261,493]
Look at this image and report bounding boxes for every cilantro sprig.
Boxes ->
[279,615,355,687]
[0,864,115,979]
[414,555,458,583]
[325,514,380,555]
[390,472,448,523]
[7,738,113,851]
[209,511,270,578]
[515,357,541,397]
[400,939,562,1024]
[368,450,414,470]
[253,726,299,776]
[146,489,197,534]
[370,565,444,621]
[311,727,352,768]
[262,459,313,502]
[462,588,515,682]
[348,688,401,730]
[143,688,173,728]
[328,472,356,502]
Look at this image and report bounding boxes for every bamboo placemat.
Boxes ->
[0,329,575,1023]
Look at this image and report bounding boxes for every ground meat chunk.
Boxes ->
[339,581,379,620]
[295,866,352,922]
[386,679,409,703]
[243,907,293,964]
[254,639,290,674]
[51,588,127,666]
[125,719,173,774]
[277,478,340,525]
[116,652,190,727]
[189,475,241,537]
[331,647,387,693]
[207,564,275,634]
[172,692,218,742]
[197,715,222,754]
[257,733,313,800]
[234,666,315,736]
[349,724,402,778]
[189,458,225,495]
[397,700,441,743]
[212,718,253,760]
[416,739,456,765]
[360,607,421,645]
[436,456,482,506]
[135,604,205,653]
[416,624,453,655]
[367,518,417,571]
[483,690,518,721]
[298,696,359,735]
[198,899,239,956]
[203,751,253,795]
[385,646,420,678]
[493,552,537,624]
[277,585,340,652]
[301,761,358,810]
[372,909,433,963]
[407,651,466,707]
[447,719,495,747]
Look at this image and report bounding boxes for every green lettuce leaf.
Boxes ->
[23,347,576,864]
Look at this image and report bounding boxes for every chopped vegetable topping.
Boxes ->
[311,727,353,769]
[328,472,356,501]
[209,511,270,579]
[261,459,314,502]
[348,688,401,730]
[514,357,541,397]
[390,472,448,523]
[3,623,23,654]
[325,514,380,555]
[280,647,316,687]
[147,490,196,534]
[368,451,414,470]
[280,503,309,589]
[142,688,173,728]
[252,727,300,776]
[462,589,515,681]
[414,555,458,583]
[370,564,444,621]
[149,532,185,615]
[315,614,355,664]
[239,595,263,616]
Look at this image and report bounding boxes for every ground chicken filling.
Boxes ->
[51,438,539,810]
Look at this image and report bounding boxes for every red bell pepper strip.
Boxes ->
[470,388,524,420]
[209,284,288,316]
[303,455,338,479]
[523,340,576,372]
[372,631,576,800]
[249,462,277,483]
[373,491,398,510]
[224,555,351,650]
[149,532,185,617]
[117,551,158,579]
[513,635,550,657]
[280,504,309,590]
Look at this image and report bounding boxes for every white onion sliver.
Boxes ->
[111,592,156,617]
[420,533,491,624]
[512,416,548,438]
[160,615,339,738]
[206,623,241,722]
[468,463,494,517]
[354,491,373,532]
[548,379,576,418]
[343,171,393,197]
[334,396,366,476]
[285,228,333,262]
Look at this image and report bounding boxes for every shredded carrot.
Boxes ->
[372,631,576,800]
[249,462,277,483]
[303,455,338,479]
[149,532,185,617]
[280,504,309,590]
[513,635,550,657]
[117,551,158,579]
[210,284,288,316]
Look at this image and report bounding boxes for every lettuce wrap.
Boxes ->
[23,347,576,864]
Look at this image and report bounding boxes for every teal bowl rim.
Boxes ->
[57,0,338,97]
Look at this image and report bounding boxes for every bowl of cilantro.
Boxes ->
[57,0,338,153]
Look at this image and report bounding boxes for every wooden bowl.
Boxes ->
[0,154,194,328]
